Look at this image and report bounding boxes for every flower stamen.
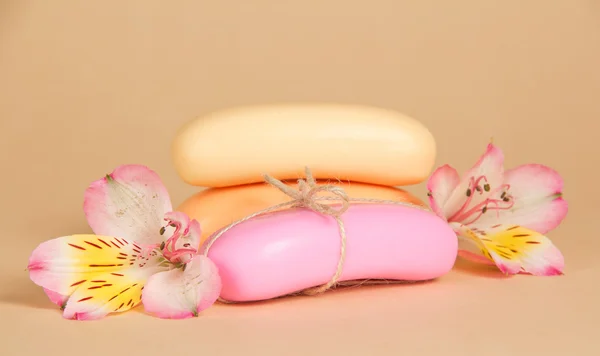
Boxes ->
[449,179,514,224]
[449,175,488,221]
[158,219,198,265]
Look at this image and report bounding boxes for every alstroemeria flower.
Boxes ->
[28,165,221,320]
[427,143,568,276]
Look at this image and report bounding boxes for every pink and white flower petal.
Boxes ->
[61,268,157,320]
[444,143,505,219]
[84,165,173,246]
[28,234,148,296]
[426,164,460,219]
[475,164,568,233]
[464,143,506,181]
[43,288,69,309]
[456,223,564,276]
[142,255,221,319]
[486,250,523,275]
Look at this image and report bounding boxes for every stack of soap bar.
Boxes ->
[172,104,458,302]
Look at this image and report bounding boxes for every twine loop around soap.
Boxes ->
[202,167,432,303]
[263,167,351,218]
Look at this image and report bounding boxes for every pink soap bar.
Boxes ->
[201,204,458,302]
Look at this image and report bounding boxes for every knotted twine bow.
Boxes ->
[202,167,432,303]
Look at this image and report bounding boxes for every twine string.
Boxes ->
[202,167,431,303]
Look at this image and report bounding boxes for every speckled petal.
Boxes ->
[475,164,568,234]
[142,255,221,319]
[61,268,156,320]
[28,234,168,319]
[452,223,564,276]
[28,234,147,295]
[84,164,172,246]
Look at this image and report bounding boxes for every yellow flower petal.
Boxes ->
[62,270,148,320]
[454,224,564,276]
[28,234,166,318]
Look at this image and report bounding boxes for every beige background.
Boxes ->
[1,1,599,355]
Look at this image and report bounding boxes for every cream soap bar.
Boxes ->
[178,180,426,244]
[201,204,457,302]
[172,104,436,187]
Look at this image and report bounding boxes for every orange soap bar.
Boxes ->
[177,180,426,244]
[171,104,437,187]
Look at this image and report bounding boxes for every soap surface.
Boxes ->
[172,104,436,187]
[201,204,457,302]
[178,180,426,244]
